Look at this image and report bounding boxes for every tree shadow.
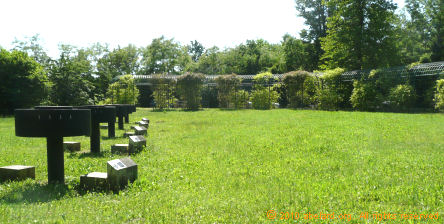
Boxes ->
[0,182,70,204]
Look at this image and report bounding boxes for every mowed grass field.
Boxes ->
[0,109,443,223]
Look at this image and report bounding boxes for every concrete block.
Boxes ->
[107,158,137,190]
[80,172,108,191]
[138,121,148,128]
[63,141,81,152]
[0,165,35,181]
[128,135,146,153]
[133,126,147,135]
[123,132,135,137]
[142,118,149,123]
[111,144,129,154]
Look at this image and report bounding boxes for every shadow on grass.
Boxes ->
[102,136,123,140]
[0,182,70,204]
[151,108,177,112]
[76,151,106,159]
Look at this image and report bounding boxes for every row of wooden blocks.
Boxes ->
[0,158,138,192]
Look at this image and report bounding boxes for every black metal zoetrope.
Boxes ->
[15,107,91,184]
[106,104,132,130]
[77,105,116,153]
[124,105,136,124]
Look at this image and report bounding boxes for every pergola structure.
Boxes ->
[127,74,285,87]
[341,61,444,81]
[112,61,444,85]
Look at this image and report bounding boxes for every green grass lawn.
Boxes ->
[0,109,443,223]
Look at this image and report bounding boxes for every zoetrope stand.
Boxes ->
[15,107,91,184]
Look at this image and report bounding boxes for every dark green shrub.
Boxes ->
[349,69,401,111]
[176,73,205,110]
[151,74,176,110]
[283,71,310,108]
[315,68,351,110]
[137,85,153,107]
[215,74,241,109]
[274,83,288,108]
[105,75,139,104]
[434,79,444,111]
[368,69,399,97]
[388,84,416,111]
[0,49,48,114]
[250,88,278,110]
[350,80,382,111]
[201,85,219,108]
[250,72,278,110]
[231,90,250,109]
[303,75,318,106]
[316,88,343,110]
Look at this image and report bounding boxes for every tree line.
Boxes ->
[0,0,443,113]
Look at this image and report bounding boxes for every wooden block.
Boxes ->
[0,165,35,181]
[133,126,147,135]
[111,144,129,154]
[128,135,146,153]
[63,141,81,152]
[123,132,135,137]
[80,172,108,191]
[107,158,137,190]
[137,121,148,128]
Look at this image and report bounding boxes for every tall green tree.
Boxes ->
[396,0,443,63]
[188,40,205,62]
[295,0,331,70]
[12,34,51,67]
[140,36,190,74]
[321,0,398,70]
[194,46,222,74]
[0,49,48,114]
[428,0,444,61]
[282,34,307,72]
[96,44,139,97]
[48,45,95,105]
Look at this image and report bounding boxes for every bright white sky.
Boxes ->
[0,0,405,58]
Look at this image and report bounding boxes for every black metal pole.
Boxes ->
[90,120,100,153]
[108,121,115,138]
[125,114,129,123]
[118,116,124,130]
[47,136,64,184]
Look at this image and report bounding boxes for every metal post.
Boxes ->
[46,136,64,184]
[118,116,124,130]
[108,121,115,138]
[90,120,100,153]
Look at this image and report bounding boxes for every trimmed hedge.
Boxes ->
[315,68,351,110]
[176,73,205,110]
[151,74,176,110]
[435,79,444,111]
[215,74,241,109]
[283,71,310,108]
[350,80,382,111]
[251,72,278,110]
[105,75,139,104]
[388,84,416,112]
